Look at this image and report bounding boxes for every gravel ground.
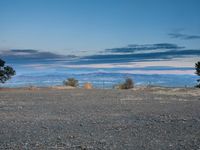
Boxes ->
[0,88,200,150]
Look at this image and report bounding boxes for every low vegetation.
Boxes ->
[195,61,200,88]
[83,83,93,89]
[0,59,15,84]
[63,78,79,87]
[117,78,134,89]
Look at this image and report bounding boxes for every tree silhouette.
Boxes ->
[0,59,16,83]
[195,61,200,88]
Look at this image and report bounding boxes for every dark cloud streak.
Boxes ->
[1,43,200,66]
[106,43,184,53]
[80,49,200,64]
[169,33,200,40]
[0,49,77,64]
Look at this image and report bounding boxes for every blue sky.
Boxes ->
[1,0,200,52]
[0,0,200,76]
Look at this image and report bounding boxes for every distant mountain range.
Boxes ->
[2,72,198,88]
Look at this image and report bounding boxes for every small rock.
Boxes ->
[78,145,87,150]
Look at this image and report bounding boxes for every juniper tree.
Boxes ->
[195,61,200,88]
[0,59,15,84]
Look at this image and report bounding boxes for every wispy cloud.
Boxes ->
[1,44,198,76]
[0,49,77,64]
[169,33,200,40]
[106,43,183,53]
[1,44,199,75]
[79,43,200,64]
[49,57,197,69]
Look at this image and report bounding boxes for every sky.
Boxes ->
[0,0,200,78]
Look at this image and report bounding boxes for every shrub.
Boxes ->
[118,78,134,89]
[83,83,93,89]
[63,78,78,87]
[195,61,200,88]
[0,59,15,84]
[195,79,200,88]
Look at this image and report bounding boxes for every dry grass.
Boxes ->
[132,86,200,96]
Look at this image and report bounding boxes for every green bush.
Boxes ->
[118,78,134,89]
[0,59,15,84]
[195,61,200,88]
[63,78,78,87]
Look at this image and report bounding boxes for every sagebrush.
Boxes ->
[118,78,134,89]
[63,78,79,87]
